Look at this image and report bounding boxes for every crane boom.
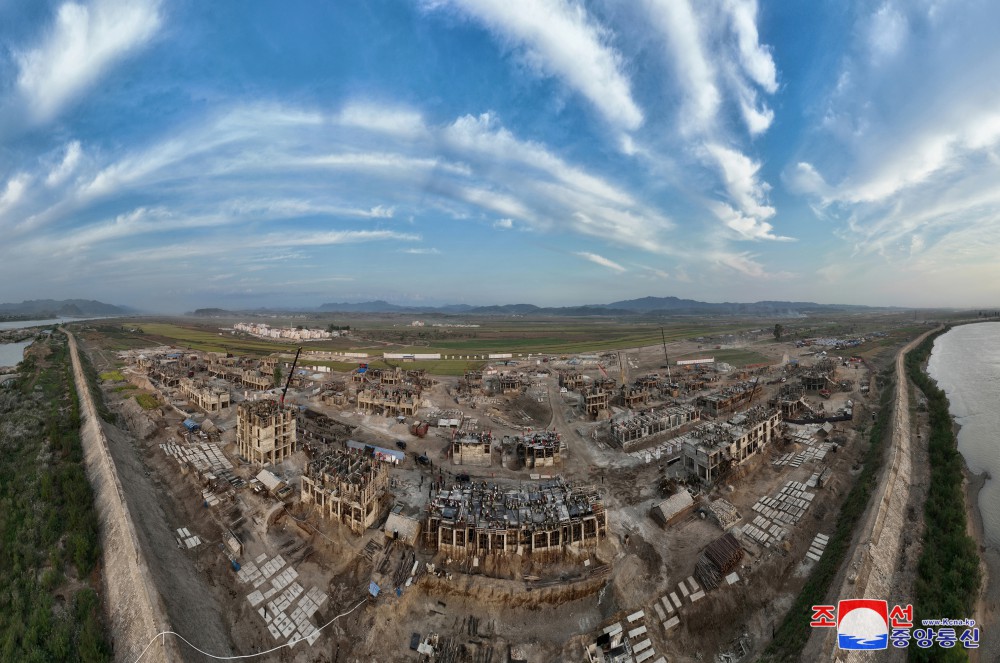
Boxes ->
[280,347,302,407]
[660,327,672,383]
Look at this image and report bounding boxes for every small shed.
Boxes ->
[384,505,422,546]
[650,490,696,526]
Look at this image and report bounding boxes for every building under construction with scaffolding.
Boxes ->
[516,431,562,468]
[680,406,782,485]
[236,399,297,466]
[611,404,699,450]
[300,449,390,535]
[356,386,419,416]
[451,431,494,466]
[424,478,607,558]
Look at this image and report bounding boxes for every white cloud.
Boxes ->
[869,4,908,61]
[723,0,777,93]
[400,247,442,255]
[367,205,395,218]
[0,174,30,215]
[783,161,832,198]
[426,0,643,132]
[710,201,792,242]
[46,141,83,187]
[644,0,719,135]
[705,143,775,221]
[16,0,161,121]
[738,97,774,136]
[493,218,513,229]
[443,112,635,206]
[336,103,427,138]
[575,251,626,273]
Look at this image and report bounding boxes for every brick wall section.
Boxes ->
[67,331,177,662]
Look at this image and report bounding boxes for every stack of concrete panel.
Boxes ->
[806,532,829,562]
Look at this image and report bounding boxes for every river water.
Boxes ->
[0,340,31,368]
[927,321,1000,546]
[0,316,105,368]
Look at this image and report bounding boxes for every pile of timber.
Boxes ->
[695,532,744,590]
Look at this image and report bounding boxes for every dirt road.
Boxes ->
[70,331,234,662]
[804,327,939,661]
[67,330,176,662]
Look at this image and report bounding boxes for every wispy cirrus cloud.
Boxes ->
[15,0,161,122]
[791,1,1000,274]
[423,0,643,133]
[575,251,626,273]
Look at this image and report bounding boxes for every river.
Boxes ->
[927,321,1000,546]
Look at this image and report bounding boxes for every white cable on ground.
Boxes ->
[131,596,368,663]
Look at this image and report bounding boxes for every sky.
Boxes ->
[1,0,1000,311]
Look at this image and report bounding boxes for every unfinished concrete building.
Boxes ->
[424,478,607,558]
[498,373,521,394]
[584,386,610,417]
[300,450,389,535]
[801,371,833,392]
[517,431,562,468]
[558,371,585,391]
[357,387,418,416]
[611,404,699,450]
[451,431,494,466]
[461,370,484,395]
[620,385,649,409]
[681,406,782,485]
[236,400,297,466]
[696,381,759,417]
[179,378,231,412]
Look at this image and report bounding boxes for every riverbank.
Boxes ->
[966,464,999,661]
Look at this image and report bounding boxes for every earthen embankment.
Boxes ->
[67,330,176,662]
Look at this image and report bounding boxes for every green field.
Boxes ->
[98,370,124,382]
[671,348,770,367]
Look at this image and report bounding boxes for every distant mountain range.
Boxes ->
[0,299,131,318]
[313,296,897,317]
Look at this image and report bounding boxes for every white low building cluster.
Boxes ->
[234,322,336,341]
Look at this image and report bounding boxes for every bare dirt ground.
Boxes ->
[76,321,926,662]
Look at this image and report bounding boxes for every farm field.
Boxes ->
[89,317,768,358]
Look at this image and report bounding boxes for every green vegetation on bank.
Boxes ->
[0,334,111,661]
[98,370,124,382]
[78,349,116,425]
[134,393,159,410]
[906,328,980,663]
[761,370,895,661]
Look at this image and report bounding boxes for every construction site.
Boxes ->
[69,316,913,663]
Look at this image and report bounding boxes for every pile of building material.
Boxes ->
[695,533,744,590]
[805,533,829,562]
[707,499,741,530]
[743,480,815,548]
[160,441,233,474]
[238,553,328,647]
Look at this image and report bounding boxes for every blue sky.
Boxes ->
[1,0,999,311]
